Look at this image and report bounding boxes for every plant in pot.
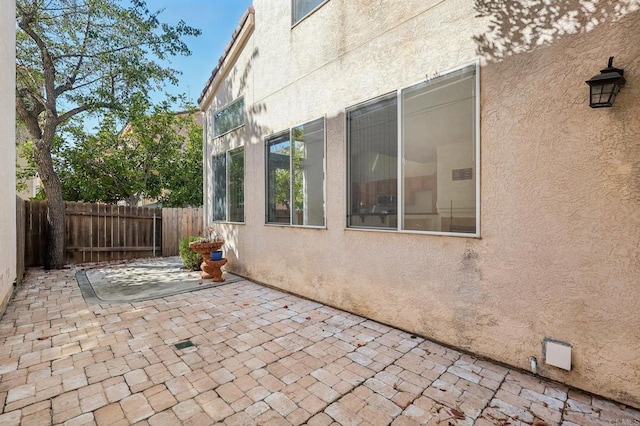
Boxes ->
[189,224,227,281]
[189,225,224,260]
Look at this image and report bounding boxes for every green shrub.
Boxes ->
[179,236,202,271]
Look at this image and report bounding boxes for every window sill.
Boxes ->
[265,223,327,230]
[344,226,480,239]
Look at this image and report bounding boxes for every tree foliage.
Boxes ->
[159,109,204,208]
[58,97,202,207]
[16,0,200,267]
[16,140,37,195]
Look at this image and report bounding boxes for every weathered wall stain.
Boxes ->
[202,0,640,407]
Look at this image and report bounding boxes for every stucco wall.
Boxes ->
[0,2,17,315]
[202,0,640,407]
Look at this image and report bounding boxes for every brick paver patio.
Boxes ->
[0,267,638,425]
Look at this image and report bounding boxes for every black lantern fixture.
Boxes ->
[585,57,626,108]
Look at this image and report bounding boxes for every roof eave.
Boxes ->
[198,7,255,109]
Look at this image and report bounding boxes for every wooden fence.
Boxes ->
[24,200,49,267]
[21,201,202,266]
[65,202,163,264]
[16,197,25,283]
[161,207,204,256]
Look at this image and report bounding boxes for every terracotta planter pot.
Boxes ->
[189,240,224,260]
[189,240,225,279]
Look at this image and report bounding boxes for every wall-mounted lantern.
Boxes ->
[585,57,625,108]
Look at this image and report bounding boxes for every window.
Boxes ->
[292,0,327,25]
[213,98,244,137]
[347,63,479,235]
[347,94,398,229]
[212,147,245,222]
[266,118,325,226]
[212,154,227,221]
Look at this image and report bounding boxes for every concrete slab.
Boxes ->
[76,257,243,303]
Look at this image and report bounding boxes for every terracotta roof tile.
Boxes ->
[198,6,255,105]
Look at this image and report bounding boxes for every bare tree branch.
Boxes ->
[56,102,120,124]
[17,3,58,115]
[54,9,93,96]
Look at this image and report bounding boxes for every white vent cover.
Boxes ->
[544,338,572,371]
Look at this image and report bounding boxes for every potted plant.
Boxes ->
[188,225,228,281]
[188,225,224,262]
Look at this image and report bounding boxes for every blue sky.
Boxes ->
[149,0,253,105]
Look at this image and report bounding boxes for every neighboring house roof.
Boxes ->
[119,110,203,140]
[198,6,255,108]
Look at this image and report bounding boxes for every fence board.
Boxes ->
[125,205,133,260]
[161,207,203,256]
[162,208,175,256]
[25,200,47,267]
[16,197,25,283]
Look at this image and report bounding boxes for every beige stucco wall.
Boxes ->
[202,0,640,407]
[0,2,17,315]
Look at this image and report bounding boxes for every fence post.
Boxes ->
[16,196,25,283]
[153,211,156,257]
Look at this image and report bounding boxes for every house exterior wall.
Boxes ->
[0,2,17,315]
[201,0,640,407]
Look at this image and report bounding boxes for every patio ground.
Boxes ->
[0,262,638,425]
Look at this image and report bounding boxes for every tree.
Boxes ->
[15,120,32,193]
[159,112,203,207]
[58,97,202,207]
[16,0,200,268]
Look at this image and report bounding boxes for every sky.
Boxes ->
[147,0,253,106]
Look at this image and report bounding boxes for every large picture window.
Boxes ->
[347,63,479,235]
[266,118,325,226]
[292,0,327,25]
[212,147,245,223]
[213,98,244,137]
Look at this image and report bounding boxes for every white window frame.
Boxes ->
[212,97,245,138]
[265,117,327,228]
[345,61,480,237]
